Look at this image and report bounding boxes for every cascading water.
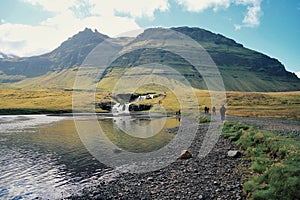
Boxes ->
[112,94,154,115]
[112,103,130,115]
[134,95,147,102]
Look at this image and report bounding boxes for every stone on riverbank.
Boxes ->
[227,150,241,158]
[179,150,192,159]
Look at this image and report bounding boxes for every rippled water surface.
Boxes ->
[0,115,179,199]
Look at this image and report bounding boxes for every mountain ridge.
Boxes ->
[1,27,299,91]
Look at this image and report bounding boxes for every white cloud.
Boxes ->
[242,4,261,27]
[22,0,77,13]
[296,71,300,78]
[236,0,262,28]
[90,0,169,18]
[0,23,58,56]
[1,0,169,56]
[176,0,231,12]
[234,24,242,30]
[0,0,263,57]
[176,0,262,28]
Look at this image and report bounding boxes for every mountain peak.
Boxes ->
[172,26,243,48]
[0,26,299,91]
[0,52,19,60]
[65,28,109,43]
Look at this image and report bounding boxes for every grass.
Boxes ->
[222,121,300,200]
[226,91,300,121]
[0,88,299,121]
[0,89,109,114]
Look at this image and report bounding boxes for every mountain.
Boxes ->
[171,27,300,91]
[0,28,108,82]
[1,27,299,91]
[0,52,19,60]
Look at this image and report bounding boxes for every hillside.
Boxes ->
[0,28,108,82]
[1,27,299,91]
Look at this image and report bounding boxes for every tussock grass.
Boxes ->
[223,122,300,200]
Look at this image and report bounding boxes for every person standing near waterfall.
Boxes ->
[220,105,226,122]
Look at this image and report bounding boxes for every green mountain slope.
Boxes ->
[98,27,300,92]
[1,27,299,92]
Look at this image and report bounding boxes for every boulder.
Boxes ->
[227,150,241,158]
[179,150,192,159]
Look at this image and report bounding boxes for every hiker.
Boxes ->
[220,105,226,122]
[212,106,216,115]
[204,106,209,114]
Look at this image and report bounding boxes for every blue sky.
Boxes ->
[0,0,299,75]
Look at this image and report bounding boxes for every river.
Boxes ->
[0,114,179,199]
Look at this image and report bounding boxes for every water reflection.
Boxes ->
[0,115,179,199]
[101,116,179,153]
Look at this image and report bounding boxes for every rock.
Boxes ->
[227,150,241,158]
[179,150,192,159]
[147,177,154,181]
[113,149,122,154]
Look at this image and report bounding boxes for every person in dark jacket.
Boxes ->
[220,105,226,122]
[212,106,216,115]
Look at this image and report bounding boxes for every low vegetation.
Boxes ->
[227,91,300,121]
[0,88,299,121]
[222,122,300,200]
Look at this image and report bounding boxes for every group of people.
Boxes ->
[204,105,227,122]
[175,105,227,122]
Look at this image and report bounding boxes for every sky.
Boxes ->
[0,0,299,76]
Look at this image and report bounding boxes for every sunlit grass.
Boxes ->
[0,88,299,121]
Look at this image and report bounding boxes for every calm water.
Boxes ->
[0,115,179,199]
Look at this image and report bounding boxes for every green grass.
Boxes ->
[222,122,300,200]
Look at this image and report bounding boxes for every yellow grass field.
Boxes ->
[0,88,299,121]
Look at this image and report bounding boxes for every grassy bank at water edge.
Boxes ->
[222,121,300,200]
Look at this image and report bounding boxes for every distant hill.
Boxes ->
[0,52,19,60]
[1,27,299,91]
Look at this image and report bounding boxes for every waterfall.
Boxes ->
[112,94,154,115]
[134,95,147,102]
[112,103,130,115]
[133,94,155,102]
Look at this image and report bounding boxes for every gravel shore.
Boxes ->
[227,116,300,137]
[71,123,250,200]
[71,116,300,199]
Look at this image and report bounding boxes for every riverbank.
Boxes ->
[0,108,74,115]
[222,121,300,199]
[70,116,300,199]
[71,124,250,199]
